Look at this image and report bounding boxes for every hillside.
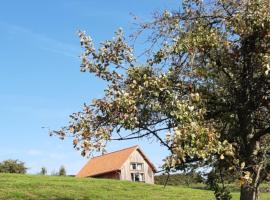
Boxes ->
[0,174,269,200]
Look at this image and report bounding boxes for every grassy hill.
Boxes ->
[0,174,269,200]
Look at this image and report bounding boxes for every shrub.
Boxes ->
[0,159,27,174]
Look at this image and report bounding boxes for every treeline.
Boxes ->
[155,170,239,188]
[0,159,66,176]
[46,165,66,176]
[155,171,204,186]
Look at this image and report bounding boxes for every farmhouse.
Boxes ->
[76,145,157,184]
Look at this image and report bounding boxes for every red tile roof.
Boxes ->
[76,145,156,177]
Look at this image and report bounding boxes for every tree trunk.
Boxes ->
[240,184,259,200]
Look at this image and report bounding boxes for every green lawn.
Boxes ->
[0,174,269,200]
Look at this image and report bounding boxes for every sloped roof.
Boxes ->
[76,145,156,177]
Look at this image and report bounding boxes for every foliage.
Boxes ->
[206,170,232,200]
[206,171,220,190]
[58,166,66,176]
[52,0,270,199]
[213,183,232,200]
[40,167,47,175]
[206,170,238,190]
[0,159,27,174]
[155,171,203,186]
[1,174,270,200]
[50,170,58,176]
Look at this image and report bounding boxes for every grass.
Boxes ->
[0,173,269,200]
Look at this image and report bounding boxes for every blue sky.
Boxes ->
[0,0,180,175]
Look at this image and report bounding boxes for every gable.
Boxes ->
[125,148,157,173]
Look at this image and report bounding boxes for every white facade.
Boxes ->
[120,149,155,184]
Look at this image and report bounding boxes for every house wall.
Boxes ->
[120,150,155,184]
[93,171,120,180]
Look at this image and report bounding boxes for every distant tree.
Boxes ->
[155,170,203,186]
[40,167,47,175]
[50,170,58,176]
[184,170,204,186]
[59,166,66,176]
[0,159,27,174]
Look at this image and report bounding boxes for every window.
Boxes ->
[130,163,143,171]
[131,173,144,182]
[137,163,143,170]
[131,163,137,170]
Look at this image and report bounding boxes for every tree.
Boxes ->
[40,167,47,175]
[59,166,66,176]
[50,170,58,176]
[155,171,204,186]
[52,1,270,199]
[0,159,27,174]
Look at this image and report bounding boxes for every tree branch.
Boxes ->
[253,127,270,141]
[110,132,150,141]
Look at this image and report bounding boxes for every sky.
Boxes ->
[0,0,180,175]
